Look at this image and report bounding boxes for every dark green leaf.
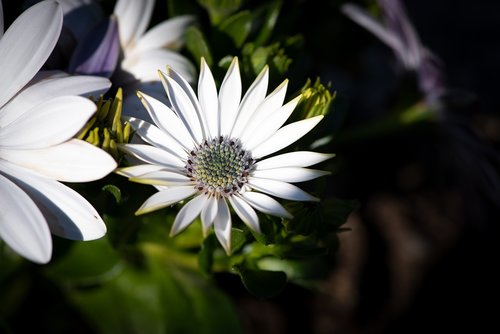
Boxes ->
[197,0,242,25]
[185,26,213,66]
[253,0,282,46]
[198,234,216,277]
[235,264,287,298]
[67,253,243,334]
[44,237,122,286]
[219,11,252,47]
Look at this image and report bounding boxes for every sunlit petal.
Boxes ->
[219,57,241,135]
[251,116,323,158]
[136,186,197,215]
[0,96,95,148]
[1,139,117,182]
[170,195,206,236]
[239,192,292,219]
[214,198,232,254]
[228,195,260,233]
[0,1,62,108]
[252,167,330,183]
[255,151,335,169]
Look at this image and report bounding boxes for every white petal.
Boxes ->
[136,186,197,215]
[255,151,335,169]
[167,66,210,139]
[228,195,260,233]
[159,70,203,143]
[198,58,219,137]
[0,173,51,263]
[127,117,187,159]
[230,65,269,138]
[123,49,196,82]
[114,0,154,48]
[0,76,110,127]
[130,170,193,186]
[0,96,95,148]
[252,167,329,183]
[1,139,117,182]
[2,161,106,240]
[201,195,217,236]
[239,192,292,219]
[0,1,62,108]
[119,143,184,169]
[134,15,195,53]
[251,116,324,159]
[245,95,301,150]
[219,58,241,135]
[136,91,196,150]
[248,177,318,201]
[240,80,288,143]
[115,164,165,178]
[214,198,232,254]
[170,195,206,236]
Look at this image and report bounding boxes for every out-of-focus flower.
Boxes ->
[0,1,117,263]
[118,57,333,253]
[32,0,196,119]
[342,0,446,104]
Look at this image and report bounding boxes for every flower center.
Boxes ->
[186,136,254,197]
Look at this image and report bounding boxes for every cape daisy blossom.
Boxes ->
[119,58,333,253]
[0,1,117,263]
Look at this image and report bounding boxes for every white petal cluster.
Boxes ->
[0,1,116,263]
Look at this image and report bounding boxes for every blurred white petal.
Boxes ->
[134,15,195,53]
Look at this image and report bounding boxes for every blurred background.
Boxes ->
[1,0,498,333]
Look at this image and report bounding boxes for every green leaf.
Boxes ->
[234,264,287,298]
[44,237,123,286]
[230,228,247,253]
[67,253,243,334]
[185,26,213,66]
[253,0,282,47]
[197,0,242,25]
[323,197,359,230]
[198,234,216,276]
[219,11,252,47]
[102,184,121,203]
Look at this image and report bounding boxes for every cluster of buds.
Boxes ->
[76,88,131,161]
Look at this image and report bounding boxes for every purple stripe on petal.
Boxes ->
[68,16,120,77]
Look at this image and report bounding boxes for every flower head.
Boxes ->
[0,1,116,263]
[119,57,333,253]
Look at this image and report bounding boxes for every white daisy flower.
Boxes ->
[0,1,117,263]
[119,57,333,253]
[112,0,196,120]
[114,0,196,84]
